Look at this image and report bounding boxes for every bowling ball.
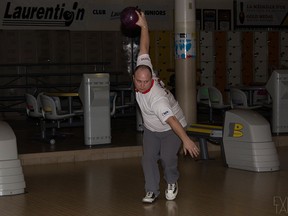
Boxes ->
[120,7,140,30]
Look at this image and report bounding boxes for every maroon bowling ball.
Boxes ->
[120,7,140,30]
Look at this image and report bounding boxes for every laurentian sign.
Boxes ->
[0,0,173,30]
[3,2,85,27]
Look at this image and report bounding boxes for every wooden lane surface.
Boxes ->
[0,147,287,216]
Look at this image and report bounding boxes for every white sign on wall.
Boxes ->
[0,0,173,30]
[234,0,288,28]
[175,33,196,59]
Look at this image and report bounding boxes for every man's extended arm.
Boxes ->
[166,116,200,158]
[136,11,149,55]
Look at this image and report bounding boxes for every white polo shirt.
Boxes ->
[135,55,187,132]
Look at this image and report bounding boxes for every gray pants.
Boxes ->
[142,126,181,195]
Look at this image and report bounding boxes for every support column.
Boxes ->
[175,0,197,126]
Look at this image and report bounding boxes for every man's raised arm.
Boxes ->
[136,11,149,55]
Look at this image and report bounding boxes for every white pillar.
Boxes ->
[175,0,197,125]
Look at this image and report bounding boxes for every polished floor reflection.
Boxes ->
[0,148,287,216]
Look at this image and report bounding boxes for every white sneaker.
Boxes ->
[142,192,158,203]
[165,182,178,201]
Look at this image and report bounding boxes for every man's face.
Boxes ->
[133,67,152,93]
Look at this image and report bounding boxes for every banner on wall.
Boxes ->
[234,0,288,29]
[0,0,173,30]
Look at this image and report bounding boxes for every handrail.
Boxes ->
[0,62,110,67]
[0,62,134,114]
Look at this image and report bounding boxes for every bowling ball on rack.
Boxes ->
[120,7,140,30]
